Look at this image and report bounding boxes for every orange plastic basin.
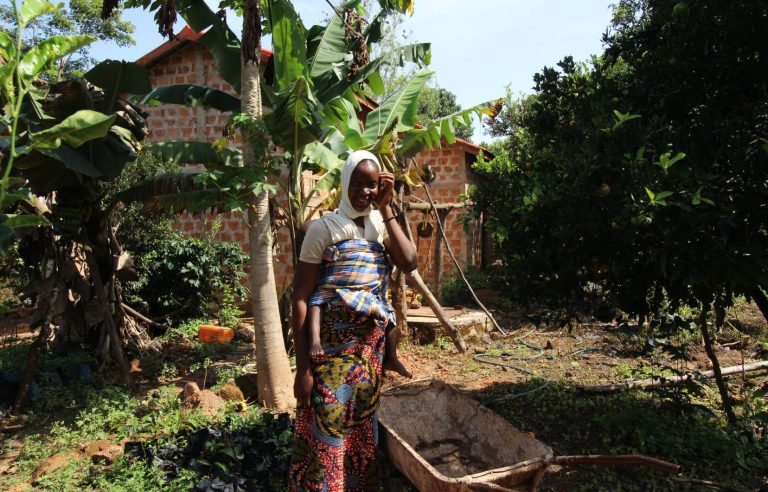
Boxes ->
[198,325,234,343]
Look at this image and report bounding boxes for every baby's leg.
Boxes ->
[308,305,324,360]
[383,325,412,378]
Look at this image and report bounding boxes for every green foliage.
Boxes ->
[0,0,102,256]
[217,288,245,329]
[417,85,473,141]
[163,318,206,343]
[1,383,218,490]
[471,0,768,319]
[124,233,249,324]
[441,267,498,307]
[0,0,135,79]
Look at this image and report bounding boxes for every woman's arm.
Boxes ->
[377,172,418,272]
[292,259,321,408]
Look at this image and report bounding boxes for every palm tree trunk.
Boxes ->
[246,188,295,410]
[240,7,295,410]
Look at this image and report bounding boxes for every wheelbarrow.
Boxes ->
[378,380,680,492]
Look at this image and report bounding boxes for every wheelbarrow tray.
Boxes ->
[379,380,553,492]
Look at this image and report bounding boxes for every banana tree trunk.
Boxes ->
[241,42,295,411]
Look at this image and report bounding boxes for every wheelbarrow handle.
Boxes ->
[551,454,681,474]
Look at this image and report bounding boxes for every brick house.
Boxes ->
[135,26,490,296]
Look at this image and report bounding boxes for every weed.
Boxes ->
[159,362,179,379]
[211,365,243,390]
[163,318,206,343]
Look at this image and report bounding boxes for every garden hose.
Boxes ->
[474,328,549,403]
[474,329,601,404]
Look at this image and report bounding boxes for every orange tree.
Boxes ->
[472,0,768,423]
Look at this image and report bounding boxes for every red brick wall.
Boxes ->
[139,40,481,295]
[406,147,482,289]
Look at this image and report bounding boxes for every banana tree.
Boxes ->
[0,0,164,411]
[0,0,96,259]
[116,0,494,395]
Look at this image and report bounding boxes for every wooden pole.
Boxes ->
[394,188,409,339]
[433,208,449,303]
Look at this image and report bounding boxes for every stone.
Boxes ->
[81,439,124,464]
[234,326,255,343]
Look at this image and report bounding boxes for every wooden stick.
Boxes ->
[405,201,467,211]
[577,361,768,393]
[551,454,681,474]
[433,208,448,302]
[422,183,506,336]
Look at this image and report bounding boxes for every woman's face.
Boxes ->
[348,160,379,212]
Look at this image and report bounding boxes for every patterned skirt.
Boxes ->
[288,303,386,491]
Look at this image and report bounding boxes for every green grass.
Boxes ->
[477,379,768,491]
[0,377,269,491]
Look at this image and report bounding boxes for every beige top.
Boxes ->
[299,210,389,264]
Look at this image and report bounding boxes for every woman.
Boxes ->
[289,150,418,491]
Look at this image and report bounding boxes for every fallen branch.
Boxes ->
[121,303,168,332]
[577,361,768,393]
[550,454,681,474]
[667,476,751,492]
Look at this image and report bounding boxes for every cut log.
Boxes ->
[577,360,768,393]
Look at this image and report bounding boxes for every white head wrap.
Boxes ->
[338,150,380,219]
[318,150,386,244]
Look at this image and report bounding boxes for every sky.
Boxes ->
[90,0,615,141]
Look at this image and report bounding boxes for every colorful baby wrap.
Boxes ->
[308,239,395,328]
[289,239,394,491]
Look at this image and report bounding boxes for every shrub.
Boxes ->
[112,154,249,325]
[124,235,248,324]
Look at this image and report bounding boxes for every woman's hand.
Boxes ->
[375,172,395,211]
[294,368,314,408]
